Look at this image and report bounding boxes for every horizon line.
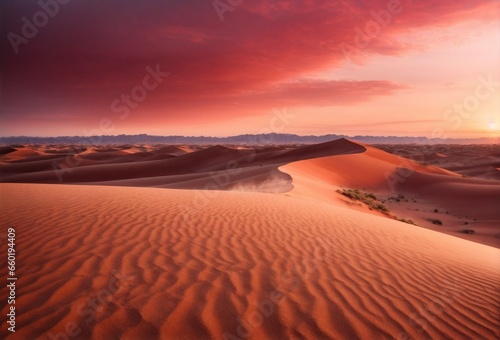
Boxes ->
[0,132,496,141]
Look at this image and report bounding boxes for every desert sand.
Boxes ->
[376,144,500,181]
[282,142,500,247]
[1,139,499,339]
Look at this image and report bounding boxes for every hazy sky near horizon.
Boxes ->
[1,0,499,138]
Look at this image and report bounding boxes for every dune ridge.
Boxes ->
[0,139,365,192]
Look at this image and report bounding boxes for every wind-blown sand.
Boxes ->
[1,139,499,338]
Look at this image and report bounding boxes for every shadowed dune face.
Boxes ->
[0,146,17,155]
[0,183,499,339]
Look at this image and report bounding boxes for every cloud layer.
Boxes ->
[1,0,498,136]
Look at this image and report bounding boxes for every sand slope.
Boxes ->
[1,183,499,339]
[281,142,500,247]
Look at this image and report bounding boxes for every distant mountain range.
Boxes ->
[0,133,496,145]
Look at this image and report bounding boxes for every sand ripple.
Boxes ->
[0,183,498,339]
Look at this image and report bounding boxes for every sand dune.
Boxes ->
[377,144,500,181]
[446,163,500,181]
[1,139,499,338]
[282,143,500,247]
[1,139,499,247]
[0,139,365,189]
[152,145,187,156]
[0,183,498,339]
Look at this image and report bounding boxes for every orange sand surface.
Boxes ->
[1,139,499,338]
[1,183,499,339]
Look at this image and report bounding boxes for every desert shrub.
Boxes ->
[336,189,389,214]
[398,218,416,225]
[427,218,443,225]
[337,189,420,225]
[460,229,475,234]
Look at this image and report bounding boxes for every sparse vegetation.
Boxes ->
[397,218,416,225]
[460,229,475,234]
[336,189,389,214]
[434,208,439,213]
[427,218,443,225]
[336,188,417,226]
[387,194,412,203]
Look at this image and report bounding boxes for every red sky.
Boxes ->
[1,0,499,138]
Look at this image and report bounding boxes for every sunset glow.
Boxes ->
[1,3,500,338]
[1,0,499,138]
